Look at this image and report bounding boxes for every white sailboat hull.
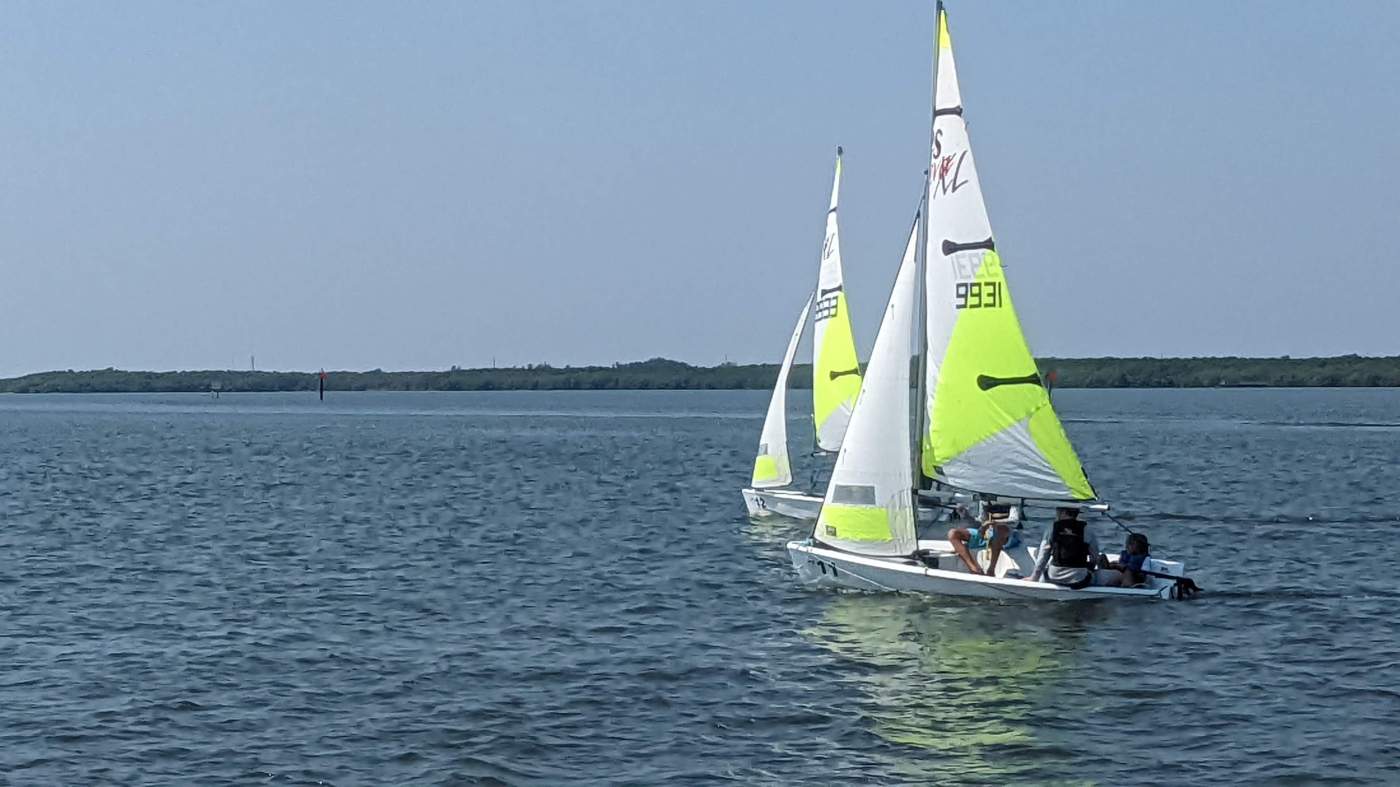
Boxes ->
[787,540,1187,602]
[742,487,825,519]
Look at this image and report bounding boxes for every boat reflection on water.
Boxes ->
[741,510,810,553]
[804,593,1111,783]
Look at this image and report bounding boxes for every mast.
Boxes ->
[812,144,840,456]
[912,2,941,492]
[811,146,843,459]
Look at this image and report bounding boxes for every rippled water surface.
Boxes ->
[2,389,1398,785]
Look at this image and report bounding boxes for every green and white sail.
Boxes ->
[752,295,814,489]
[919,6,1094,501]
[814,214,920,556]
[812,148,864,452]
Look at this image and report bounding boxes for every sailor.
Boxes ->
[947,503,1012,576]
[1099,532,1151,587]
[1029,507,1102,589]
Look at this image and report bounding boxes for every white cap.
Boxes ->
[981,502,1020,522]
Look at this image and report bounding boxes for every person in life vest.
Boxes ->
[1030,507,1105,589]
[947,503,1013,576]
[1098,532,1151,587]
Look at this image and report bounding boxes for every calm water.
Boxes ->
[1,389,1398,785]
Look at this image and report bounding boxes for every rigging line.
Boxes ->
[1103,509,1136,532]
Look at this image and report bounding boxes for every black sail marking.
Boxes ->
[829,368,861,381]
[977,373,1044,391]
[941,238,995,256]
[819,285,843,297]
[934,106,964,117]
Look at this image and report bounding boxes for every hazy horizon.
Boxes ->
[10,351,1400,378]
[4,1,1397,378]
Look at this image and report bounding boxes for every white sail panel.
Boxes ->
[811,149,863,452]
[919,6,1094,500]
[814,214,920,557]
[752,295,813,488]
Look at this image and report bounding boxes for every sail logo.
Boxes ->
[930,130,970,199]
[954,280,1002,309]
[814,289,840,322]
[821,231,836,261]
[947,249,999,280]
[950,251,1004,310]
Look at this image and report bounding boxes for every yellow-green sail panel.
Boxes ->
[812,149,862,452]
[813,291,863,450]
[751,453,786,487]
[921,252,1091,499]
[819,503,894,544]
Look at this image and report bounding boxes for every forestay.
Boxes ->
[752,295,813,488]
[811,149,864,452]
[814,214,920,557]
[919,8,1094,501]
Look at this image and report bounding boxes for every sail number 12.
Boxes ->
[954,281,1002,310]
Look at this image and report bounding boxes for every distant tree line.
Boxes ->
[1040,355,1400,388]
[2,356,1399,394]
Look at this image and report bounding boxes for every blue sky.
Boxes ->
[2,1,1396,375]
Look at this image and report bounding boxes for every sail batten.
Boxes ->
[919,5,1095,501]
[752,296,813,489]
[812,150,863,452]
[814,213,921,557]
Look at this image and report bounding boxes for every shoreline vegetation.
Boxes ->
[3,356,1400,394]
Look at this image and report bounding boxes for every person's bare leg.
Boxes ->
[985,525,1009,578]
[946,528,982,574]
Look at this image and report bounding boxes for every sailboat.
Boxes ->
[787,3,1195,600]
[742,149,864,520]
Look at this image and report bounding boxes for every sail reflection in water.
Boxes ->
[804,595,1111,782]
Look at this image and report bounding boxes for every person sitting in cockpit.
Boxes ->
[1029,507,1101,589]
[1099,532,1151,587]
[947,504,1012,576]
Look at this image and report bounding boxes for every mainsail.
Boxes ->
[919,5,1094,501]
[752,295,814,489]
[813,214,920,556]
[811,148,864,452]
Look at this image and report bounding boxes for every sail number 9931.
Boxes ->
[955,281,1002,310]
